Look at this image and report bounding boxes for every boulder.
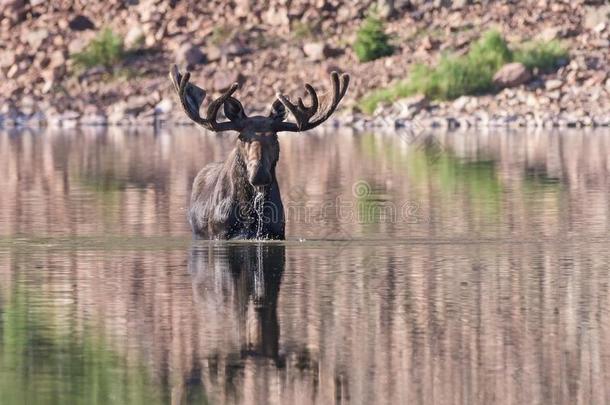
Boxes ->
[376,0,412,18]
[545,79,563,91]
[24,29,49,50]
[452,95,477,112]
[154,98,173,115]
[394,94,428,117]
[205,45,222,62]
[0,49,16,69]
[538,26,563,41]
[234,0,252,18]
[68,15,95,31]
[48,50,65,69]
[262,7,289,28]
[583,5,610,30]
[493,63,531,88]
[124,26,145,49]
[175,43,206,67]
[303,42,328,61]
[451,0,470,9]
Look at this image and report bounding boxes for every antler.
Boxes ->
[273,71,350,132]
[169,65,243,132]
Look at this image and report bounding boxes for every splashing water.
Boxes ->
[253,243,265,302]
[253,190,265,239]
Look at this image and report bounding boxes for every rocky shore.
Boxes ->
[1,0,609,129]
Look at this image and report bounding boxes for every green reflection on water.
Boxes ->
[360,132,505,221]
[0,281,165,405]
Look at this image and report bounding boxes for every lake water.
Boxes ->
[0,127,609,405]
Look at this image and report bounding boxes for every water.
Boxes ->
[253,190,265,239]
[0,127,609,405]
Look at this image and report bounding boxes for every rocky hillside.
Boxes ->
[0,0,609,127]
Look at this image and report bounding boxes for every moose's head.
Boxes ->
[169,65,350,189]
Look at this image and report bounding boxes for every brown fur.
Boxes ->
[170,65,349,239]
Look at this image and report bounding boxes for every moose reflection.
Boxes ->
[170,65,349,239]
[181,244,286,403]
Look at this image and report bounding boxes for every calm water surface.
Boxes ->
[0,127,609,405]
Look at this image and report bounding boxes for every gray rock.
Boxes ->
[262,7,289,27]
[49,110,81,128]
[303,42,328,61]
[492,63,531,88]
[451,0,470,9]
[376,0,395,18]
[154,98,173,115]
[68,37,89,54]
[24,29,48,50]
[234,0,252,18]
[48,50,65,68]
[583,5,610,30]
[68,15,95,31]
[394,94,428,117]
[537,26,563,41]
[81,113,107,126]
[452,95,477,112]
[125,26,145,49]
[0,49,16,69]
[545,79,563,91]
[19,95,36,116]
[175,44,206,67]
[589,39,610,48]
[205,45,222,62]
[593,22,607,34]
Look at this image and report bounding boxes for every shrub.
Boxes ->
[414,30,513,100]
[72,28,125,71]
[353,12,394,62]
[359,31,512,112]
[358,30,569,113]
[513,40,567,72]
[359,79,411,115]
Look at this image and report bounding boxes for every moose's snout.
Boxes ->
[248,162,272,186]
[245,141,272,186]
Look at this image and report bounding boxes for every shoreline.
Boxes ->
[1,110,609,130]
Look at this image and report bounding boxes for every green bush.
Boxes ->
[514,40,567,72]
[353,12,394,62]
[358,30,569,113]
[414,30,512,100]
[359,79,411,115]
[72,28,125,70]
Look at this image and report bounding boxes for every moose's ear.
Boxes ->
[224,97,246,122]
[269,99,287,122]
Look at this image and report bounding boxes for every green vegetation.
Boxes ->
[72,28,125,71]
[513,39,568,72]
[353,11,394,62]
[358,30,568,114]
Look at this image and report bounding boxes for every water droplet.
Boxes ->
[253,190,265,239]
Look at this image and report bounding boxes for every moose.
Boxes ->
[169,65,350,240]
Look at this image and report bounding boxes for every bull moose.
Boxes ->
[169,65,350,240]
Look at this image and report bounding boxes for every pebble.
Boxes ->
[0,1,609,130]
